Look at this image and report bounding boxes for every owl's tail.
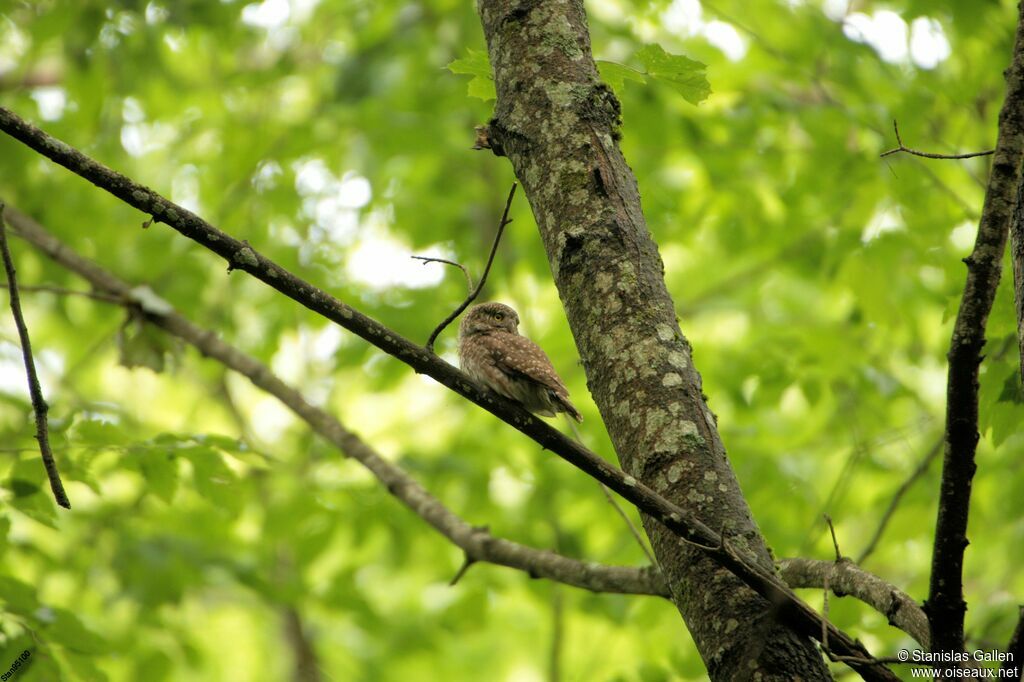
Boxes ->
[555,393,583,422]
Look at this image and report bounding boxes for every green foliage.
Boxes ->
[0,0,1021,680]
[449,44,711,104]
[447,48,497,101]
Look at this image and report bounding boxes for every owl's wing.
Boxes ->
[480,333,582,421]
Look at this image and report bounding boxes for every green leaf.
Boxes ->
[0,574,41,613]
[998,372,1024,404]
[71,418,131,447]
[446,48,496,101]
[46,608,110,655]
[596,60,647,91]
[991,400,1024,448]
[135,447,179,504]
[6,459,57,528]
[636,44,710,104]
[183,446,242,514]
[118,316,175,373]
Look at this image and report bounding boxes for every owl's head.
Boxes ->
[459,302,521,337]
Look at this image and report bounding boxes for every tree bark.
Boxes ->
[476,1,830,678]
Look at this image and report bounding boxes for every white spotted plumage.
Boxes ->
[458,302,582,421]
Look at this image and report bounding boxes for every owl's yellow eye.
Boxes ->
[493,312,504,321]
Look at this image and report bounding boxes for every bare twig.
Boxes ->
[598,483,656,565]
[0,205,69,509]
[410,256,474,291]
[857,438,942,565]
[421,183,516,351]
[929,4,1024,657]
[880,120,995,160]
[0,114,896,679]
[824,514,842,562]
[0,281,123,303]
[449,553,478,586]
[281,606,322,682]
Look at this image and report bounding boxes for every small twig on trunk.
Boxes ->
[880,120,994,160]
[417,183,516,352]
[824,514,842,561]
[449,553,478,586]
[0,205,69,509]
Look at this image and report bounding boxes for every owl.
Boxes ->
[458,302,582,421]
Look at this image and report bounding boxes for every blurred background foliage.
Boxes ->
[0,0,1021,679]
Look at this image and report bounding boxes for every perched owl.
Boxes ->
[458,302,582,422]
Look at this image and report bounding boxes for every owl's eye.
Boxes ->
[493,312,504,321]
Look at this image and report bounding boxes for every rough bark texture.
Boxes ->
[477,1,830,678]
[1013,163,1024,384]
[928,3,1024,659]
[779,558,928,648]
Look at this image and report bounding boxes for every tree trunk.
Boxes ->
[476,1,831,679]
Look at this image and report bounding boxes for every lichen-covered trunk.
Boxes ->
[476,1,830,678]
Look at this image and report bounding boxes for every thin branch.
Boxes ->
[281,606,322,682]
[410,256,474,291]
[0,205,69,509]
[824,514,842,561]
[448,553,478,586]
[598,483,656,565]
[421,182,516,351]
[857,438,942,565]
[4,205,664,598]
[880,120,995,160]
[0,117,897,679]
[929,4,1024,656]
[1,282,124,303]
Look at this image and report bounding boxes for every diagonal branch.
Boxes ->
[0,205,70,508]
[0,112,897,680]
[3,205,665,598]
[928,2,1024,657]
